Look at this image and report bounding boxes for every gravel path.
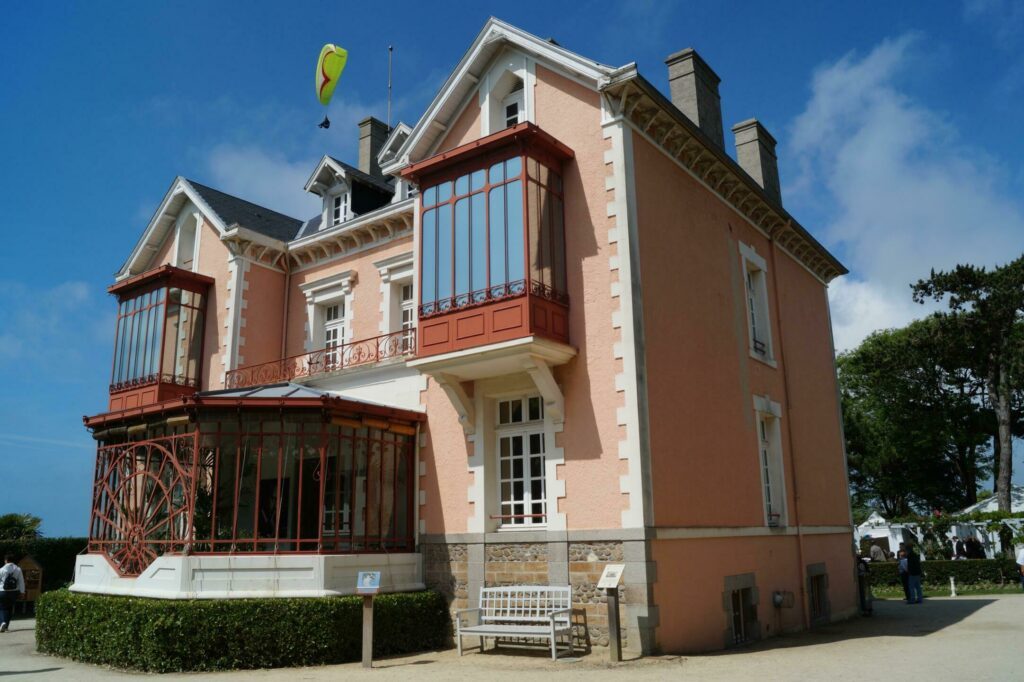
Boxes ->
[2,594,1021,681]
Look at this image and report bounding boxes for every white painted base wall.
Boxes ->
[71,553,424,599]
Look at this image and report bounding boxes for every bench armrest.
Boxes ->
[455,607,482,628]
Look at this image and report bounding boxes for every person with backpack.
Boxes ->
[0,554,26,632]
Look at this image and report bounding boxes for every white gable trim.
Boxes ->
[381,17,620,175]
[118,177,230,280]
[304,155,352,195]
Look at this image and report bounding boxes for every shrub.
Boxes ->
[36,590,450,672]
[867,558,1020,588]
[0,537,86,591]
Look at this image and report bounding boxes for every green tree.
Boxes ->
[838,318,991,515]
[0,513,43,540]
[912,256,1024,512]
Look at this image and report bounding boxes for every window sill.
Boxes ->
[749,349,777,369]
[496,524,547,532]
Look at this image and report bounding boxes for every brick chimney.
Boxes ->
[731,119,781,204]
[358,117,391,178]
[665,48,724,149]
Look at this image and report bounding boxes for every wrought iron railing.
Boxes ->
[225,328,416,389]
[419,278,568,318]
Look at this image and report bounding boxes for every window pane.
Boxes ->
[421,209,436,307]
[528,181,548,287]
[436,204,452,304]
[488,186,507,289]
[552,195,566,293]
[499,401,510,425]
[505,156,522,179]
[506,180,524,283]
[437,181,452,204]
[489,162,504,185]
[470,169,486,192]
[423,186,437,207]
[455,174,469,197]
[510,399,523,424]
[470,193,487,297]
[454,198,470,302]
[528,397,542,421]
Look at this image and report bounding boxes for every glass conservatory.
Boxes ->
[84,386,422,577]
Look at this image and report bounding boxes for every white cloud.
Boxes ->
[0,281,103,362]
[787,34,1024,351]
[206,145,322,219]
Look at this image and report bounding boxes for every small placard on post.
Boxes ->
[598,564,625,662]
[358,571,382,668]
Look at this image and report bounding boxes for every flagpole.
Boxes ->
[387,45,393,129]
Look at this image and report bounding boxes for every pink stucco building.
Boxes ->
[74,18,855,654]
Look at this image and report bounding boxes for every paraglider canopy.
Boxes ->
[316,44,348,106]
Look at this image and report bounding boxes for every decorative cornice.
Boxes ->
[600,74,847,284]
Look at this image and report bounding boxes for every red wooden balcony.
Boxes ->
[225,328,416,389]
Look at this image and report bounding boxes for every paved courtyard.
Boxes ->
[2,595,1021,681]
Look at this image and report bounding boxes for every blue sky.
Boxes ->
[2,1,1023,535]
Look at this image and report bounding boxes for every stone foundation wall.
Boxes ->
[423,537,643,652]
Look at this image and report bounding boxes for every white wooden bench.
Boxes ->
[455,585,574,660]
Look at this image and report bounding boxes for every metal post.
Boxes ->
[606,587,621,663]
[362,594,374,668]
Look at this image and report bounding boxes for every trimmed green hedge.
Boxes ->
[868,558,1021,587]
[36,590,450,672]
[0,537,87,592]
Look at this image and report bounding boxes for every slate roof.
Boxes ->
[326,156,395,195]
[187,179,304,242]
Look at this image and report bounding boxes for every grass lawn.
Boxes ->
[872,584,1024,599]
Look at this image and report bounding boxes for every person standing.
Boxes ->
[954,537,966,560]
[0,554,25,632]
[1016,546,1024,591]
[897,545,911,602]
[905,543,923,604]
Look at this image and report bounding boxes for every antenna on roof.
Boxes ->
[387,45,394,130]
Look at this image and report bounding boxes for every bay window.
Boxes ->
[107,265,212,410]
[404,122,574,357]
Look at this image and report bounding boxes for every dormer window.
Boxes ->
[331,193,349,226]
[502,84,524,129]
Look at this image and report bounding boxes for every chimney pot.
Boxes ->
[358,116,391,178]
[665,48,724,149]
[731,119,781,204]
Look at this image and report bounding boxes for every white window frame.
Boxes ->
[753,395,786,527]
[374,252,415,343]
[480,51,535,136]
[300,271,355,354]
[739,242,776,367]
[323,302,346,367]
[172,209,202,272]
[495,395,547,528]
[399,282,415,352]
[501,87,524,129]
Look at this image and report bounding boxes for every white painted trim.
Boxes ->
[300,271,356,353]
[375,252,415,335]
[381,17,621,175]
[604,120,652,530]
[654,525,851,540]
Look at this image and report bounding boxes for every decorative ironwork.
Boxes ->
[529,280,570,306]
[419,279,567,319]
[109,374,200,394]
[225,328,415,390]
[88,432,198,576]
